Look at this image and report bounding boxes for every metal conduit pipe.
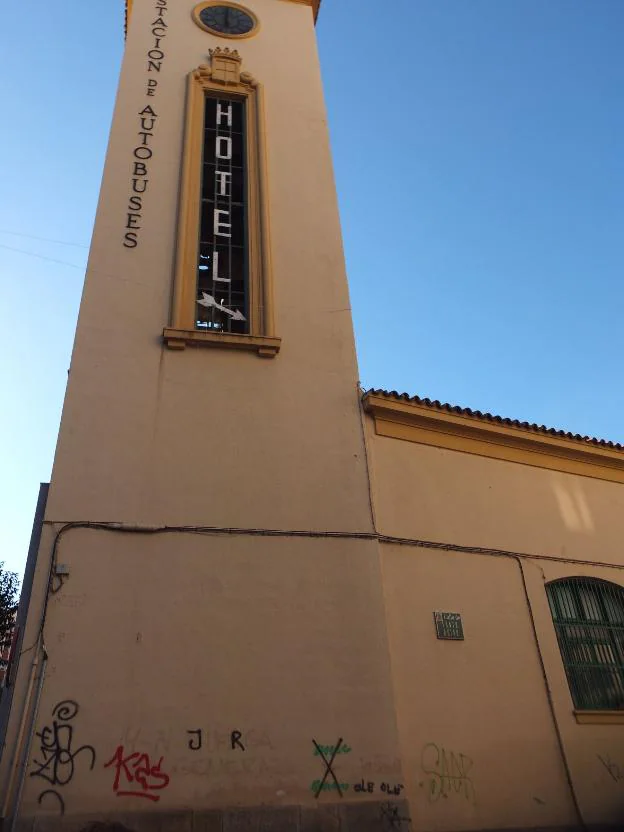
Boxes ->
[1,645,41,820]
[8,646,47,831]
[513,556,586,831]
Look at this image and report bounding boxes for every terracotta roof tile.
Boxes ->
[364,388,624,452]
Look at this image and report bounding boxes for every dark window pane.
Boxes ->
[204,98,217,130]
[204,130,217,164]
[547,578,624,710]
[231,134,244,168]
[199,202,214,245]
[196,95,248,333]
[230,206,245,247]
[202,164,216,200]
[231,168,245,204]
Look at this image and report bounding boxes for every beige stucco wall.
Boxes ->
[370,430,624,565]
[1,0,405,825]
[370,423,624,830]
[381,545,576,831]
[12,530,401,815]
[47,0,372,532]
[3,0,623,829]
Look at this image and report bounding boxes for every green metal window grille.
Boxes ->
[546,577,624,710]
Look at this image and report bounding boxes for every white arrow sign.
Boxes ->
[197,292,246,321]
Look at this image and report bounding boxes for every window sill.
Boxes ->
[574,710,624,725]
[163,328,281,358]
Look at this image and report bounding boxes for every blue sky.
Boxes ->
[1,0,623,576]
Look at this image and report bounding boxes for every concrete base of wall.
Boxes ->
[12,802,407,832]
[7,804,617,832]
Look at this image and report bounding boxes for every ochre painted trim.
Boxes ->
[364,394,624,485]
[163,328,281,357]
[192,2,261,39]
[574,710,624,725]
[125,0,133,35]
[278,0,321,21]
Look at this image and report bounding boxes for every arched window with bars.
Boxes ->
[546,577,624,710]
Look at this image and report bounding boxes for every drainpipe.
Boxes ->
[6,646,47,831]
[514,556,586,831]
[1,645,41,819]
[0,485,49,755]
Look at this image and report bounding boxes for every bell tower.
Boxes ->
[47,0,371,531]
[0,1,404,828]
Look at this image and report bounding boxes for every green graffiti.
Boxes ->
[310,780,350,793]
[313,743,352,757]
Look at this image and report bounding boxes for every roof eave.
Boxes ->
[362,390,624,484]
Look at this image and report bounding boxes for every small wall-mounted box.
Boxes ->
[54,563,70,576]
[434,611,464,641]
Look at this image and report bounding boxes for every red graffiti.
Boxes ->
[104,745,170,802]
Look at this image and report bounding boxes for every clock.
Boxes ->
[194,3,259,38]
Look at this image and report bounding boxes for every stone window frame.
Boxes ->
[164,49,280,357]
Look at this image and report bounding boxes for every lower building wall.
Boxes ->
[14,802,413,832]
[3,528,404,825]
[381,544,624,832]
[12,804,618,832]
[5,524,624,831]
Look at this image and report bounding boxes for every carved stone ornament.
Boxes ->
[209,47,241,85]
[194,48,258,88]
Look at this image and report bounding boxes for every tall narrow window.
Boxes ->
[547,577,624,710]
[197,96,248,334]
[165,48,280,357]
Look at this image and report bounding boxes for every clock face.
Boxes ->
[199,5,257,36]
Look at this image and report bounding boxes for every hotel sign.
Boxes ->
[196,95,248,333]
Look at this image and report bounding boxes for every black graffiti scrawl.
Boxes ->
[380,801,411,832]
[30,699,96,815]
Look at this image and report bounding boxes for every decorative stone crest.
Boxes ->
[209,47,242,85]
[193,48,258,89]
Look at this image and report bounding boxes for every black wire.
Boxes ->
[0,230,88,249]
[39,518,624,570]
[0,242,85,270]
[23,518,624,663]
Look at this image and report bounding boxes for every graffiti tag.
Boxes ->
[421,743,475,804]
[187,728,246,752]
[104,745,170,802]
[30,700,96,816]
[354,779,404,795]
[380,801,411,831]
[312,737,349,798]
[598,754,624,783]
